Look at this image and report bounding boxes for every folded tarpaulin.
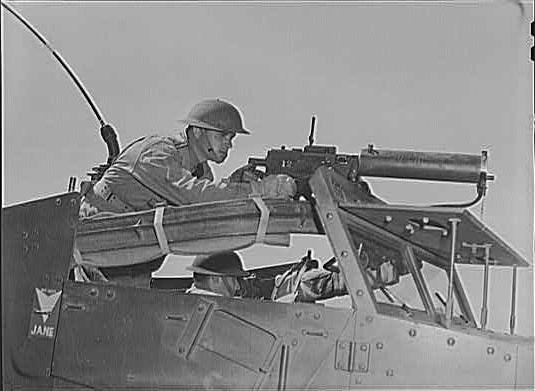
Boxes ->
[75,198,321,267]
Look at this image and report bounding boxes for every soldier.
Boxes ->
[184,251,348,302]
[79,98,296,217]
[186,252,250,297]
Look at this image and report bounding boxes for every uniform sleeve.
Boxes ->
[296,269,347,302]
[126,138,254,205]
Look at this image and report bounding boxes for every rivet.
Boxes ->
[197,304,205,312]
[447,337,455,346]
[422,217,429,224]
[365,315,373,323]
[314,313,321,320]
[326,212,333,220]
[356,289,364,296]
[384,215,392,223]
[386,369,394,377]
[376,342,383,350]
[291,338,298,347]
[409,329,417,337]
[341,251,348,258]
[360,344,367,351]
[55,198,62,206]
[487,346,495,355]
[106,289,115,299]
[89,288,98,297]
[504,353,511,362]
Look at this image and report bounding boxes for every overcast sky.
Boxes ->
[2,1,533,335]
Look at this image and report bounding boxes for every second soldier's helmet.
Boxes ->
[187,251,250,277]
[180,99,250,135]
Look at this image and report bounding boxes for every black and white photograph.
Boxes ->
[2,1,533,389]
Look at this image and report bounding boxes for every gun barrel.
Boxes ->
[358,149,492,183]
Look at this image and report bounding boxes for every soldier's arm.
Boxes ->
[129,139,256,205]
[295,269,347,303]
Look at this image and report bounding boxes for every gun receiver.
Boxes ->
[248,143,493,202]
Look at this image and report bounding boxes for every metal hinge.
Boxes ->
[335,340,370,372]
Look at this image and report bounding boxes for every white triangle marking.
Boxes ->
[35,288,62,323]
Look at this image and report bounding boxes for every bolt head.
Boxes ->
[376,342,383,350]
[447,337,456,346]
[356,289,364,296]
[504,353,512,362]
[487,346,495,355]
[341,251,348,258]
[314,313,321,320]
[409,329,417,337]
[360,344,367,351]
[384,215,393,223]
[326,212,333,220]
[365,315,373,323]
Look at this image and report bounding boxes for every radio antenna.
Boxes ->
[309,115,316,146]
[1,1,120,164]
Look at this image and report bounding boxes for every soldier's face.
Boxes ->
[210,276,241,297]
[205,130,236,163]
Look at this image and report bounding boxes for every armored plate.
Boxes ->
[340,204,530,268]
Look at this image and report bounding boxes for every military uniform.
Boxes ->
[80,135,254,217]
[272,267,347,303]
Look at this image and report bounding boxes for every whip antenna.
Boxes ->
[2,1,120,164]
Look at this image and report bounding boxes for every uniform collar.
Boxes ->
[172,134,206,174]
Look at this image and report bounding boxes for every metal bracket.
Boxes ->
[335,340,370,373]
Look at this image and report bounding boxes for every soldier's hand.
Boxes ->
[229,164,265,183]
[252,174,297,199]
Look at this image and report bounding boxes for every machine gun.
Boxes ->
[240,116,494,206]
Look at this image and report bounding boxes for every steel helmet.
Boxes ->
[180,99,250,135]
[187,251,250,277]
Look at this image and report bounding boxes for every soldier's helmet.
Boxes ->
[187,251,250,277]
[180,99,250,135]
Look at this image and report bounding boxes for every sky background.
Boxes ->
[2,1,533,335]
